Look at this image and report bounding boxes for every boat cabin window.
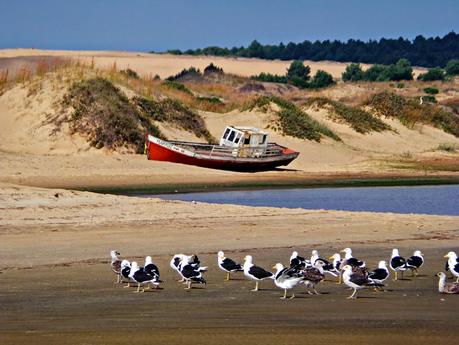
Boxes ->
[227,130,235,142]
[223,128,231,140]
[244,136,250,145]
[261,134,267,144]
[234,133,242,144]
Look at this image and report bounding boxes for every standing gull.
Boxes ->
[390,248,408,281]
[444,251,459,282]
[290,251,308,269]
[311,250,337,277]
[328,253,343,283]
[144,256,161,287]
[178,259,207,290]
[368,260,389,290]
[217,251,243,281]
[170,254,192,282]
[436,272,459,294]
[406,250,424,276]
[299,259,327,295]
[273,263,304,299]
[110,250,122,284]
[342,265,381,299]
[243,255,274,292]
[128,261,159,293]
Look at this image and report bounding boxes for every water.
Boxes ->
[150,185,459,216]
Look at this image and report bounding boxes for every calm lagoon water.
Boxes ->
[149,185,459,216]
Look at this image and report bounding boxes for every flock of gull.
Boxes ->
[110,248,459,299]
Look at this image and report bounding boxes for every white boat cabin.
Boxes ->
[220,126,268,149]
[219,126,269,158]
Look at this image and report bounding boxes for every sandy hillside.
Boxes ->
[0,50,459,187]
[0,48,427,79]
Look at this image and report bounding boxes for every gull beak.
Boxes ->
[443,255,449,258]
[272,265,276,269]
[328,256,334,260]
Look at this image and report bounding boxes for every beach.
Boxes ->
[1,49,459,344]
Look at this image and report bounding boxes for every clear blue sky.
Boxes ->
[1,0,458,51]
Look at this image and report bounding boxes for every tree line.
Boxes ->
[163,32,459,68]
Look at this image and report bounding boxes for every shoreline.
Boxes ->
[84,174,459,195]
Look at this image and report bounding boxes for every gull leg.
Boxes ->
[124,282,131,288]
[225,272,230,281]
[281,289,287,299]
[456,276,459,283]
[393,271,398,281]
[251,281,259,292]
[337,273,342,285]
[347,288,357,299]
[185,280,192,290]
[313,286,320,295]
[290,292,295,299]
[135,283,141,293]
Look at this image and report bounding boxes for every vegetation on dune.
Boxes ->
[364,91,459,137]
[120,68,140,79]
[342,59,414,82]
[252,60,334,89]
[304,97,391,134]
[63,77,164,153]
[417,67,445,81]
[161,80,194,95]
[133,96,215,143]
[342,63,364,82]
[164,32,459,68]
[445,59,459,76]
[423,87,439,95]
[167,63,224,82]
[243,96,340,142]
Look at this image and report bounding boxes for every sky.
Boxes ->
[1,0,458,52]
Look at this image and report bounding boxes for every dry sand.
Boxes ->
[0,48,427,79]
[1,183,459,344]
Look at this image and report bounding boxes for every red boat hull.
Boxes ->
[146,136,299,172]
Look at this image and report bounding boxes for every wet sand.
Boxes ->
[1,246,458,345]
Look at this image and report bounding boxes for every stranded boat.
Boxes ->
[146,126,299,172]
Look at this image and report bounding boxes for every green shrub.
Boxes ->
[363,59,413,81]
[161,80,193,95]
[445,59,459,76]
[422,95,437,103]
[63,77,163,153]
[134,97,215,143]
[120,68,139,79]
[342,63,364,81]
[309,70,335,89]
[251,72,288,83]
[423,87,439,94]
[363,64,388,81]
[203,63,224,74]
[166,67,201,81]
[305,97,391,133]
[417,67,445,81]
